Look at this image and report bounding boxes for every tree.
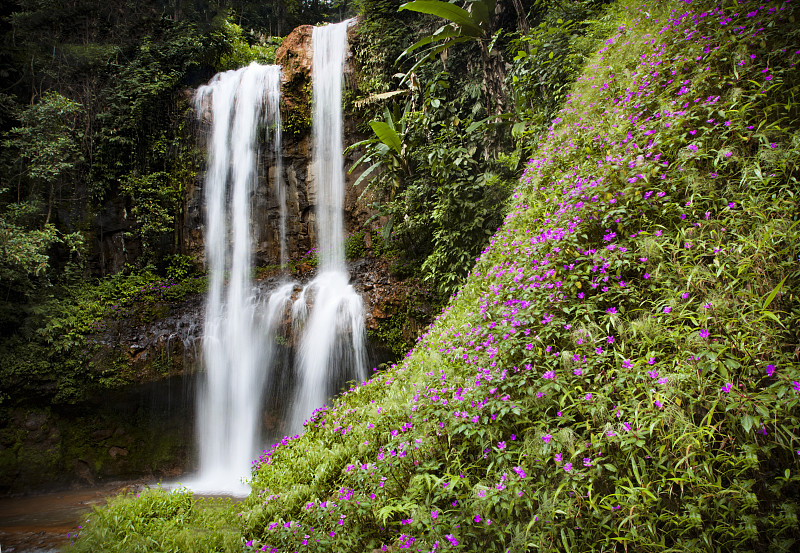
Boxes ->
[4,91,83,225]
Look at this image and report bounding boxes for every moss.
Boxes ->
[282,80,312,140]
[368,280,436,360]
[344,230,366,260]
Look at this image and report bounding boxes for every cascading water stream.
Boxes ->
[289,19,366,433]
[190,63,283,495]
[187,20,364,494]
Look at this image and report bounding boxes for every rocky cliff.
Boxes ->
[184,21,373,268]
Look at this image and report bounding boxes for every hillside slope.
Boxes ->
[239,1,800,551]
[71,0,800,551]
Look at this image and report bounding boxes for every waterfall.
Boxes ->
[186,19,365,494]
[289,19,366,432]
[190,63,283,495]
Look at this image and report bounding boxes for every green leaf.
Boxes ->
[762,273,789,310]
[369,122,402,154]
[742,414,755,433]
[400,1,483,36]
[398,25,461,60]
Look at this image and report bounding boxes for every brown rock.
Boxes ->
[74,460,95,485]
[109,446,128,459]
[91,428,114,442]
[276,25,314,86]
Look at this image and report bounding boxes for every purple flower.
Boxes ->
[721,383,732,393]
[663,306,672,313]
[542,370,556,380]
[622,359,632,369]
[513,466,527,479]
[698,328,710,338]
[542,434,552,443]
[606,335,615,344]
[563,463,573,472]
[555,453,562,463]
[497,441,506,450]
[445,534,459,546]
[474,515,481,523]
[431,510,439,519]
[766,364,775,377]
[584,393,593,400]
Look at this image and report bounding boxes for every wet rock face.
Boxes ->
[184,20,373,268]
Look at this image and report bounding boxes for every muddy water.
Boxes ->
[0,481,150,553]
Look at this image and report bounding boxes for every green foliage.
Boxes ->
[68,487,242,553]
[398,0,495,72]
[352,0,413,97]
[348,73,516,299]
[3,91,83,190]
[165,254,196,280]
[216,20,282,71]
[0,268,206,405]
[345,230,367,260]
[0,200,60,284]
[508,1,612,152]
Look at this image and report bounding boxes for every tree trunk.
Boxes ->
[511,0,530,33]
[480,43,507,115]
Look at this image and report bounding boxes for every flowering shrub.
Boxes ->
[240,1,800,551]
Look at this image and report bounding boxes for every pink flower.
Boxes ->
[563,463,573,472]
[542,434,552,443]
[766,364,775,377]
[699,328,710,338]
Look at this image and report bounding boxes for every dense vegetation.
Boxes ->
[68,0,800,551]
[0,0,352,407]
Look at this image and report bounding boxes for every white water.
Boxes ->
[289,19,366,432]
[190,63,283,495]
[187,20,365,494]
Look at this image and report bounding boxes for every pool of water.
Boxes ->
[0,481,151,553]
